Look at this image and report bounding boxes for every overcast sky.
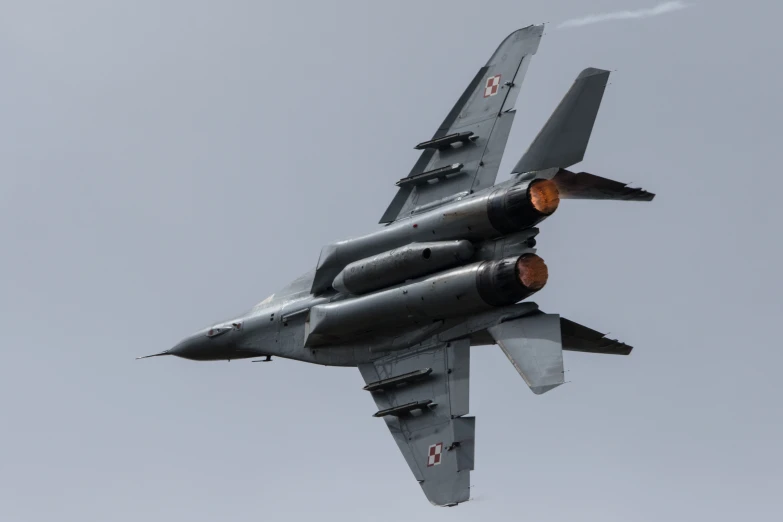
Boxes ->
[1,1,781,520]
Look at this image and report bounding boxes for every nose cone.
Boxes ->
[169,324,258,361]
[136,330,219,361]
[138,321,258,362]
[167,330,219,361]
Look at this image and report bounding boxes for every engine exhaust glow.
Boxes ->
[515,253,548,291]
[529,179,560,216]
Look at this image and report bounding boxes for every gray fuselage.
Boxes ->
[165,176,547,366]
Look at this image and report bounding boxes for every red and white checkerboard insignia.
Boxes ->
[427,442,443,467]
[484,74,502,98]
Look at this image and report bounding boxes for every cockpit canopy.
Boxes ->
[206,322,242,338]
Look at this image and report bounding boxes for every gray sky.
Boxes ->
[2,1,781,520]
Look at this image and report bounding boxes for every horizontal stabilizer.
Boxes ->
[488,313,564,395]
[513,68,610,174]
[550,169,655,201]
[560,317,633,355]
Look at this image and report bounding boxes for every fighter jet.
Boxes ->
[140,24,653,506]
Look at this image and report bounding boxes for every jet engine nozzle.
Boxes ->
[477,253,549,307]
[488,179,560,234]
[529,179,560,215]
[516,253,548,291]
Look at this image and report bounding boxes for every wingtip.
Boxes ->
[515,23,545,39]
[487,24,546,66]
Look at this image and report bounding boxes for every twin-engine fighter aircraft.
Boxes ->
[140,24,654,506]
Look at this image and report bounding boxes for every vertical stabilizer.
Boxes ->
[488,313,564,395]
[513,68,610,174]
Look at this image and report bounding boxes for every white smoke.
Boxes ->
[558,1,690,29]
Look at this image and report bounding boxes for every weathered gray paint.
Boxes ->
[332,240,474,295]
[381,25,545,223]
[311,178,519,294]
[358,340,473,506]
[307,258,535,347]
[489,313,565,394]
[143,24,653,507]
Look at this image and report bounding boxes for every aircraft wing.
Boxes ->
[358,340,474,506]
[379,25,544,223]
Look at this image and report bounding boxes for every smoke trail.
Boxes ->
[558,1,690,29]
